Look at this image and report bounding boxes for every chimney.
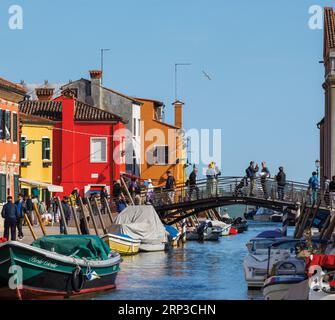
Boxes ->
[89,70,103,109]
[35,87,54,101]
[173,100,184,128]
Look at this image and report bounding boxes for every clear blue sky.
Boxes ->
[0,0,331,181]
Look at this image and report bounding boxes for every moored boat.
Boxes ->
[0,235,121,300]
[102,233,141,256]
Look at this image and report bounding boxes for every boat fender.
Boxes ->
[71,266,85,293]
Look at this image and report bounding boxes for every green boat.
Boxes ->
[0,235,121,299]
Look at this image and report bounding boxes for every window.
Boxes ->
[0,110,3,139]
[12,113,17,142]
[90,138,107,163]
[5,111,11,141]
[138,119,141,137]
[20,137,27,160]
[0,174,6,203]
[153,145,169,165]
[133,118,137,137]
[42,137,51,160]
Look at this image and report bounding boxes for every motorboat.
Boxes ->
[113,205,168,252]
[164,225,181,248]
[186,221,221,241]
[102,233,141,256]
[244,230,290,289]
[263,257,306,300]
[253,208,283,222]
[0,235,121,299]
[210,220,231,236]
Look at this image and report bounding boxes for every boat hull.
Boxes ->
[263,276,307,300]
[0,241,120,300]
[139,243,166,252]
[102,234,141,256]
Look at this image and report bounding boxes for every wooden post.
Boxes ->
[120,176,134,205]
[94,197,107,234]
[56,197,69,235]
[33,202,47,236]
[104,197,114,225]
[319,213,331,241]
[24,213,37,240]
[323,211,335,240]
[86,198,99,236]
[69,198,81,235]
[78,197,90,235]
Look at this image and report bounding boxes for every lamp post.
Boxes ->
[315,160,320,179]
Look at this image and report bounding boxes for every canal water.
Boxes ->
[93,214,291,300]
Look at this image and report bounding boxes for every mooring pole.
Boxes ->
[282,206,288,237]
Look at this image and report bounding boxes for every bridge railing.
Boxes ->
[146,176,327,209]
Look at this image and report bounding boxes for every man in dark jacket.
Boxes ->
[188,167,199,200]
[276,167,286,200]
[25,195,33,225]
[15,193,25,240]
[1,196,19,241]
[60,196,71,234]
[246,161,259,196]
[165,171,176,204]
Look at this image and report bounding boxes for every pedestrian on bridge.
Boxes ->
[275,167,286,200]
[206,162,218,196]
[188,167,200,200]
[308,172,319,205]
[260,162,270,199]
[246,161,259,197]
[165,171,176,204]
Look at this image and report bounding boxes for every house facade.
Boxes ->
[20,89,126,197]
[19,112,55,203]
[137,98,185,186]
[0,77,27,203]
[61,71,142,177]
[319,7,335,181]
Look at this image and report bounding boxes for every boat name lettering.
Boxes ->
[30,256,58,268]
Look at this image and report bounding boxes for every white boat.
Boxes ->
[244,232,291,289]
[263,259,306,300]
[253,208,282,222]
[211,220,231,236]
[140,240,167,252]
[102,233,141,255]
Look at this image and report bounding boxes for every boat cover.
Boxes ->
[164,225,179,238]
[306,254,335,273]
[114,205,168,244]
[256,230,283,239]
[31,235,111,260]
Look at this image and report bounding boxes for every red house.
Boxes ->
[20,89,126,197]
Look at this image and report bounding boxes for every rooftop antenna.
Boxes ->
[100,48,111,85]
[174,63,191,101]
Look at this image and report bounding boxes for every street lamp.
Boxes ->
[315,160,320,179]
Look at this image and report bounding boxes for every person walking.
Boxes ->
[206,163,217,196]
[25,195,33,225]
[112,180,122,200]
[145,179,154,204]
[329,176,335,209]
[1,196,19,241]
[59,196,71,234]
[260,162,270,199]
[165,171,176,204]
[324,176,331,207]
[276,167,286,200]
[15,194,25,240]
[100,186,109,214]
[188,167,200,200]
[308,172,319,205]
[246,161,259,197]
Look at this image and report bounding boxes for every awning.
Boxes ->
[19,178,64,193]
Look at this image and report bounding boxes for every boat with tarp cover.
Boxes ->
[0,235,121,299]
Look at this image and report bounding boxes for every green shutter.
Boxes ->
[20,137,26,159]
[0,174,6,203]
[13,175,19,201]
[5,111,11,141]
[13,113,17,142]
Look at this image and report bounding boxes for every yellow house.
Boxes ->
[19,113,55,204]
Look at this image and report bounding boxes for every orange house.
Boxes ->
[137,98,185,186]
[0,77,27,203]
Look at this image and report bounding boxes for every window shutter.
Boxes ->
[0,110,2,139]
[13,113,17,142]
[14,175,19,201]
[0,174,6,203]
[20,137,26,159]
[5,111,11,140]
[42,138,50,160]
